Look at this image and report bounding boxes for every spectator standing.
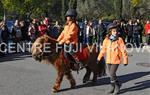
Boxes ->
[38,21,47,36]
[20,20,28,41]
[117,20,127,42]
[53,21,62,38]
[144,20,150,45]
[86,21,95,44]
[28,23,36,42]
[126,20,133,44]
[78,20,84,43]
[133,21,141,47]
[11,20,22,44]
[1,21,9,55]
[97,19,106,44]
[137,19,143,43]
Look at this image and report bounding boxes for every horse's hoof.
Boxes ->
[92,79,97,83]
[71,85,76,89]
[71,82,76,88]
[83,80,87,83]
[83,77,90,83]
[51,87,59,93]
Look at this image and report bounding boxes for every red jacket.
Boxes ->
[38,24,47,36]
[145,23,150,35]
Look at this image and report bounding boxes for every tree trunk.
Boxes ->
[114,0,122,19]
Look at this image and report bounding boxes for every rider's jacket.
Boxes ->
[57,22,78,45]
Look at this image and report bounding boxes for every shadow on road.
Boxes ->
[0,52,32,62]
[119,80,150,94]
[119,71,150,83]
[58,71,150,93]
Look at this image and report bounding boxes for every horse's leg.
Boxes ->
[52,71,64,93]
[65,72,76,88]
[92,71,98,83]
[83,66,92,83]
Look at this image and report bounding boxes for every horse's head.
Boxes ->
[31,35,58,62]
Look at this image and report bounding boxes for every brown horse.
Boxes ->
[31,35,106,93]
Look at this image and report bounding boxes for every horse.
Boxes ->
[31,35,106,93]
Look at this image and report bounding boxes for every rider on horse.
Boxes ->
[57,9,83,69]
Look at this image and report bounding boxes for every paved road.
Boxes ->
[0,49,149,95]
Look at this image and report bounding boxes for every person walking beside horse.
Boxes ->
[97,23,128,95]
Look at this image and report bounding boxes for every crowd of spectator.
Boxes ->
[0,17,62,57]
[0,17,150,57]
